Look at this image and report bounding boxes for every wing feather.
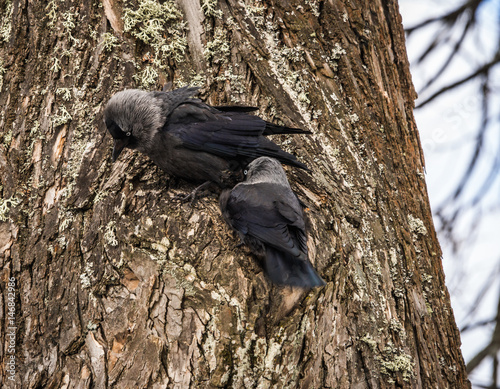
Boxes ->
[225,183,307,258]
[165,102,308,169]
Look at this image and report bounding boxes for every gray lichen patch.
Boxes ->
[58,210,75,232]
[407,214,427,236]
[103,221,119,246]
[133,66,159,89]
[213,66,245,97]
[331,42,346,60]
[305,0,321,17]
[56,88,72,101]
[3,129,12,148]
[62,10,79,44]
[121,0,189,87]
[0,58,5,90]
[101,32,119,52]
[123,0,187,66]
[242,10,316,125]
[200,0,222,18]
[46,0,58,27]
[389,318,407,340]
[0,196,21,222]
[379,343,415,383]
[80,261,94,289]
[0,0,13,42]
[52,106,73,127]
[361,333,378,352]
[204,27,230,64]
[323,42,346,72]
[50,57,61,73]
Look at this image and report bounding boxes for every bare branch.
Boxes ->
[406,0,483,34]
[461,318,496,332]
[419,16,476,92]
[416,55,500,108]
[467,291,500,373]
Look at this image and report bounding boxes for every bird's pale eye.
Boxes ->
[244,170,248,175]
[126,131,131,137]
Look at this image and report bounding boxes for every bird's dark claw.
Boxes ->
[173,181,213,205]
[174,190,199,205]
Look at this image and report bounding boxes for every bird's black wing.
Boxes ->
[164,101,308,169]
[264,246,325,287]
[225,183,324,287]
[152,87,200,116]
[213,105,311,135]
[225,183,307,258]
[213,105,259,113]
[208,104,311,134]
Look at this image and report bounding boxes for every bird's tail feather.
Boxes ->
[263,122,312,135]
[264,247,325,288]
[275,152,309,171]
[214,105,259,113]
[262,148,310,171]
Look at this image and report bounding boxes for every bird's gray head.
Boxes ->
[103,89,165,161]
[244,157,291,187]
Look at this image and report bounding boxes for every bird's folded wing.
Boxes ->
[226,184,307,258]
[165,102,297,161]
[152,87,200,116]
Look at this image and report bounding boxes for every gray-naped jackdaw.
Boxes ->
[219,157,325,288]
[103,87,310,187]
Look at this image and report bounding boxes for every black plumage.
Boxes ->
[103,87,310,187]
[219,157,325,288]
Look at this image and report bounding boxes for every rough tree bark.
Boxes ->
[0,0,470,388]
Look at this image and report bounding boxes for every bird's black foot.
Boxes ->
[174,181,213,204]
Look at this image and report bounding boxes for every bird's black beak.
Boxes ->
[112,138,129,162]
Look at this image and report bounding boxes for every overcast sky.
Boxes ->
[399,1,500,386]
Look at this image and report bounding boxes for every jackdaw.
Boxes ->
[219,157,325,288]
[103,87,310,190]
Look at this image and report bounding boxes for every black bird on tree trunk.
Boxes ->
[220,157,325,288]
[103,87,310,197]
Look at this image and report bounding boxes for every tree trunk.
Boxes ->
[0,0,470,388]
